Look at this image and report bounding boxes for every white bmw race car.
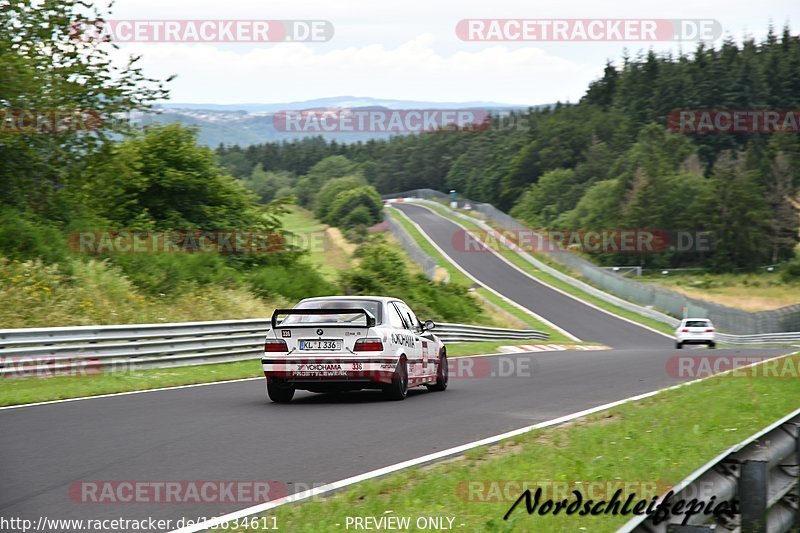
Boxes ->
[261,296,448,402]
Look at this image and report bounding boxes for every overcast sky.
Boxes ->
[96,0,797,106]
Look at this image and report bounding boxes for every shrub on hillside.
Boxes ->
[248,263,335,301]
[781,256,800,282]
[108,253,240,295]
[0,208,68,264]
[326,186,383,229]
[315,176,366,221]
[0,258,277,328]
[341,238,484,323]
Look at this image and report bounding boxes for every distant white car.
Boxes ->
[261,296,448,402]
[675,318,716,349]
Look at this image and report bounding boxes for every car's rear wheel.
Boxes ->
[383,358,408,401]
[426,351,448,392]
[267,377,295,403]
[708,342,716,349]
[675,342,683,349]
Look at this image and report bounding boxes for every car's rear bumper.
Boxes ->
[676,335,715,344]
[262,356,399,385]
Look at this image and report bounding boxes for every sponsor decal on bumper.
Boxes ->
[262,358,398,382]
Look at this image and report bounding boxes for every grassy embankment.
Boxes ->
[389,207,574,342]
[639,271,800,311]
[0,206,554,407]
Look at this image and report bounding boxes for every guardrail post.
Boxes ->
[740,459,768,533]
[795,423,800,531]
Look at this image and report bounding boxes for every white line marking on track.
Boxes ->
[501,344,608,353]
[408,202,674,340]
[0,377,263,411]
[389,205,580,341]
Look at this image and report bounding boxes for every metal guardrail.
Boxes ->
[434,323,548,343]
[393,196,800,344]
[716,333,800,345]
[384,210,442,280]
[619,407,800,532]
[410,198,682,328]
[0,320,548,376]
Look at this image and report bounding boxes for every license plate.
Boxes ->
[299,339,342,351]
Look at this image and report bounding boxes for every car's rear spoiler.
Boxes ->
[271,308,377,329]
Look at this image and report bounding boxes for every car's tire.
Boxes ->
[675,342,683,349]
[383,358,408,401]
[708,342,716,349]
[267,378,295,403]
[426,351,448,392]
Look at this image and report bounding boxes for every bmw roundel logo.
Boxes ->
[316,328,324,336]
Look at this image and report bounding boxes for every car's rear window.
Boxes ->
[684,320,710,328]
[280,299,382,325]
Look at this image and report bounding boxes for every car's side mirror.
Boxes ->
[423,320,435,331]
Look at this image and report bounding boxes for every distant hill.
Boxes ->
[135,96,540,146]
[158,96,528,113]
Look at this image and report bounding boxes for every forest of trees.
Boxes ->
[3,0,799,331]
[242,155,384,241]
[0,1,483,327]
[218,27,800,272]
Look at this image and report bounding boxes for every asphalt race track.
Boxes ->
[0,205,794,530]
[393,202,664,348]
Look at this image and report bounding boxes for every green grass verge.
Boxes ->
[639,271,800,312]
[0,342,556,407]
[236,353,800,532]
[0,359,263,407]
[390,207,572,342]
[419,203,676,337]
[390,208,472,287]
[280,205,350,282]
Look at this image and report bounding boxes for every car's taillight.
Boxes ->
[264,339,288,352]
[681,328,689,332]
[706,329,714,332]
[354,338,383,351]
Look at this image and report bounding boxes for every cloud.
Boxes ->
[111,34,587,105]
[98,0,795,105]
